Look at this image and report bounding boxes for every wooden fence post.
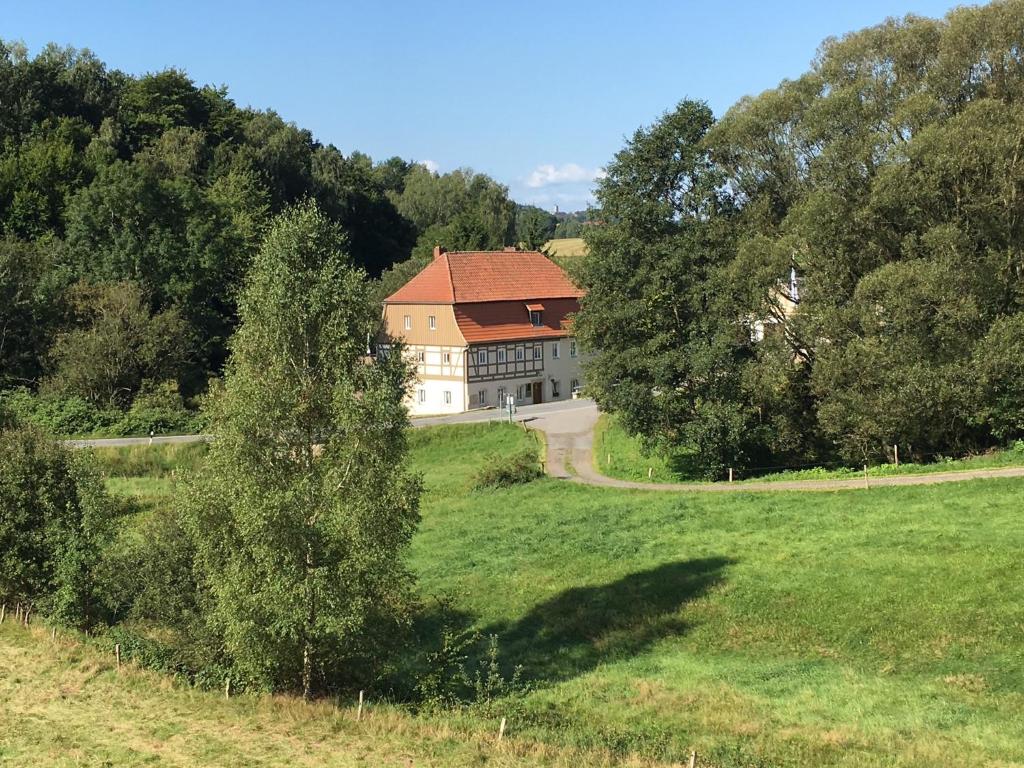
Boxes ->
[0,603,5,624]
[357,690,364,721]
[894,444,899,466]
[497,717,507,742]
[688,750,697,768]
[863,464,869,490]
[225,677,231,699]
[115,643,121,669]
[647,467,653,479]
[728,467,734,483]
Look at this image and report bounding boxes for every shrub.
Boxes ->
[107,380,202,437]
[0,422,121,627]
[473,447,543,489]
[0,387,120,436]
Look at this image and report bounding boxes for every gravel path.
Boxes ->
[528,402,1024,493]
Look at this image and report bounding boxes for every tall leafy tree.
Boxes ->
[183,202,421,698]
[573,101,748,476]
[515,204,557,249]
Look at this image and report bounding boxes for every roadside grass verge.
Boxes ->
[594,413,1024,484]
[19,420,1024,767]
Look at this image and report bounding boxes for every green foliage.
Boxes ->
[573,100,748,477]
[0,237,66,388]
[183,202,422,698]
[45,281,191,408]
[0,422,120,627]
[974,313,1024,441]
[515,205,557,249]
[0,387,120,436]
[473,447,543,489]
[583,1,1024,470]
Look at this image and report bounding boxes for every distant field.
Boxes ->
[543,237,587,262]
[5,422,1024,767]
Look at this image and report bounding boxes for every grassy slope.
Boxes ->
[4,422,1024,767]
[595,413,1024,484]
[0,622,642,767]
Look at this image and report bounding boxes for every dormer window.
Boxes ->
[526,302,544,326]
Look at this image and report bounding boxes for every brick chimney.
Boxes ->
[433,245,445,259]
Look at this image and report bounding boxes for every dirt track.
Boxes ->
[529,402,1024,493]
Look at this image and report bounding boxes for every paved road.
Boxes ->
[64,398,596,448]
[526,401,1024,492]
[68,399,1024,492]
[65,434,213,448]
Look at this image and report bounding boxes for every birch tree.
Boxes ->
[184,201,420,699]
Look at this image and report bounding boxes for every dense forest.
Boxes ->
[575,0,1024,475]
[0,39,556,434]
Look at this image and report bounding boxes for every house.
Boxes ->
[381,246,585,416]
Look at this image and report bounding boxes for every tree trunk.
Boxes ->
[302,541,315,702]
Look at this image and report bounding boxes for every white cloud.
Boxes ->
[419,159,440,173]
[525,162,606,189]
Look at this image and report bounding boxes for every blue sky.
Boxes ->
[5,0,964,211]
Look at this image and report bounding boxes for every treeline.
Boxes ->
[575,0,1024,476]
[0,40,541,434]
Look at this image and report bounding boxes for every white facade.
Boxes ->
[401,336,584,417]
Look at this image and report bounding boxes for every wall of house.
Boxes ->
[403,344,468,416]
[382,303,465,346]
[465,336,584,410]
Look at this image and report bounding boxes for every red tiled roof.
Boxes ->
[384,250,583,304]
[454,298,579,343]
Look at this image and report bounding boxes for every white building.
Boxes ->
[380,247,585,416]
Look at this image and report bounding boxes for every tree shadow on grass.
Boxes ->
[483,557,732,687]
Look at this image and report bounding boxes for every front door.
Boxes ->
[532,381,543,404]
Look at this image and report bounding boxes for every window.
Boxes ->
[428,315,437,330]
[497,387,505,405]
[571,378,580,394]
[497,348,506,363]
[477,389,487,406]
[443,351,451,365]
[533,346,542,360]
[515,346,525,361]
[378,344,390,360]
[477,349,487,365]
[552,342,560,359]
[570,340,577,357]
[403,315,411,330]
[416,351,425,363]
[552,380,561,398]
[530,310,542,327]
[444,390,452,405]
[418,389,426,403]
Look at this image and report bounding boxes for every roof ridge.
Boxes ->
[442,251,455,302]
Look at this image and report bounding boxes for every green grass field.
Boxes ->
[4,422,1024,766]
[595,413,1024,484]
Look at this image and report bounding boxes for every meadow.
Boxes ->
[543,238,587,264]
[594,413,1024,485]
[3,422,1023,767]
